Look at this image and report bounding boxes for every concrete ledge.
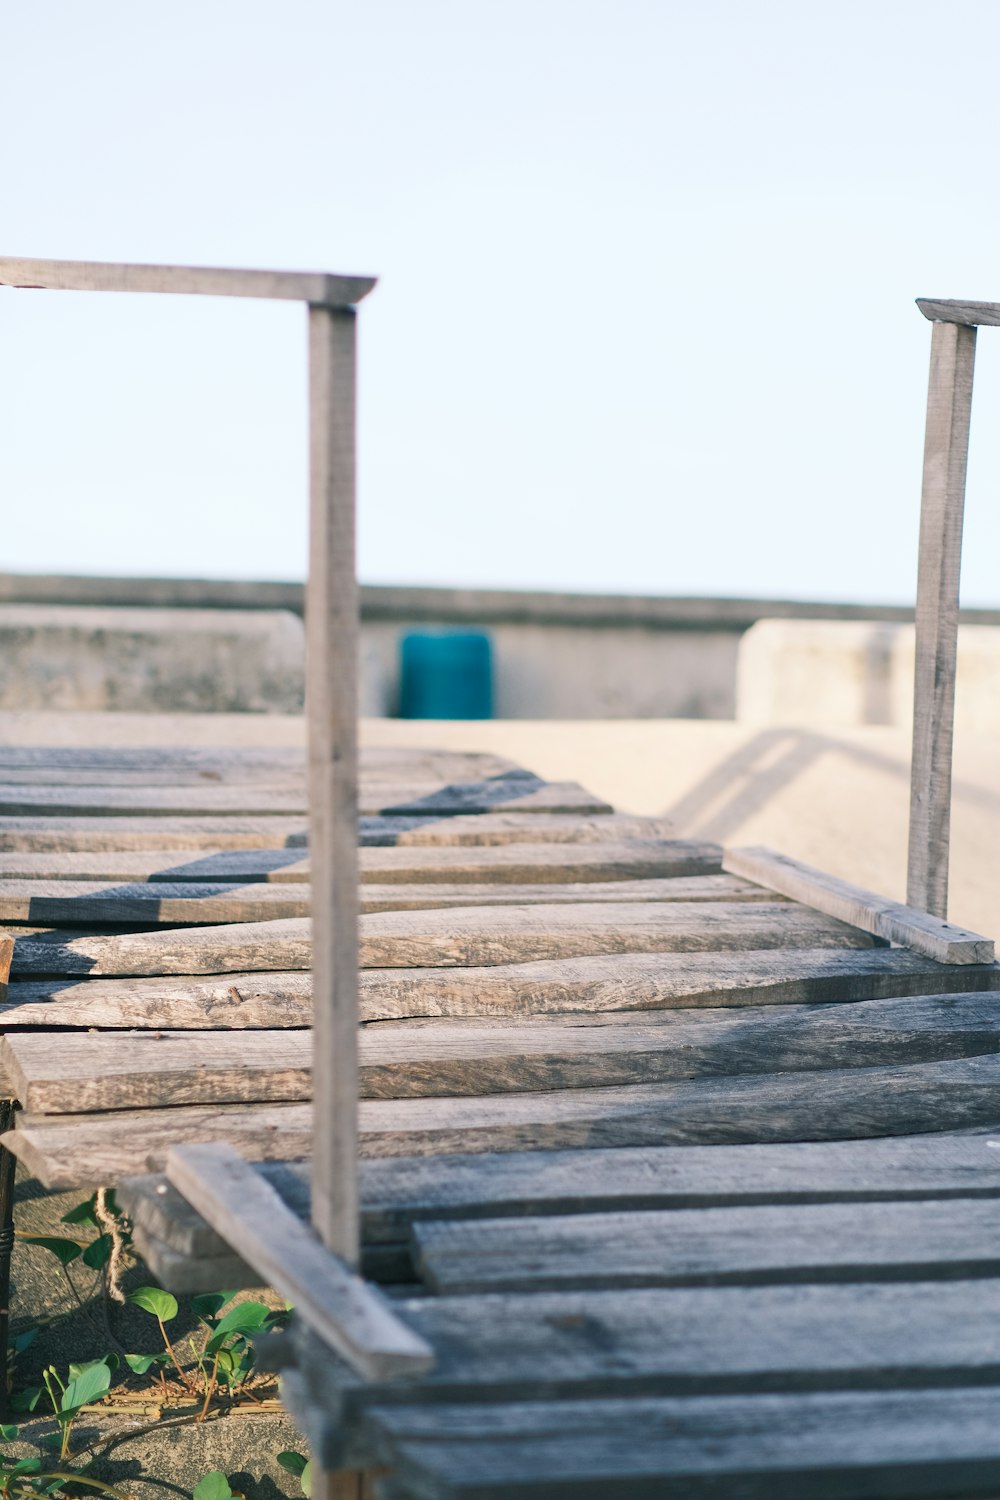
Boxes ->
[737,619,1000,732]
[0,605,305,712]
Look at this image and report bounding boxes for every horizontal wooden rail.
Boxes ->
[722,846,994,965]
[917,299,1000,327]
[166,1144,433,1381]
[0,257,376,308]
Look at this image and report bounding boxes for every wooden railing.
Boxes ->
[908,299,997,919]
[0,256,374,1268]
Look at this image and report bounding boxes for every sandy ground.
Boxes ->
[2,711,997,939]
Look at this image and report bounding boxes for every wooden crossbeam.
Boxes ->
[166,1143,432,1381]
[722,845,994,965]
[0,256,376,308]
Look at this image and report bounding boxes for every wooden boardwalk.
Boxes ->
[3,742,1000,1495]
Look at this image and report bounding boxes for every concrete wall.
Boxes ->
[737,619,1000,733]
[3,572,1000,720]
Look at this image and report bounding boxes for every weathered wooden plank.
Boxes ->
[907,317,977,917]
[0,873,770,921]
[118,1134,1000,1270]
[0,815,311,852]
[723,845,993,964]
[0,776,610,818]
[917,296,1000,326]
[4,950,997,1030]
[0,879,315,923]
[0,970,314,1028]
[166,1145,431,1379]
[0,254,376,306]
[356,1387,1000,1499]
[7,903,869,977]
[354,947,1000,1021]
[0,812,662,853]
[364,841,723,885]
[15,1053,1000,1186]
[412,1194,1000,1292]
[0,744,516,780]
[356,876,772,911]
[14,992,1000,1114]
[0,839,721,885]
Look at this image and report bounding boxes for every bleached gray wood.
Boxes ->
[0,777,609,818]
[15,1052,1000,1186]
[0,839,721,885]
[917,297,1000,326]
[907,317,977,917]
[358,840,722,884]
[0,255,376,307]
[307,302,361,1264]
[0,811,663,854]
[412,1193,1000,1293]
[0,878,315,923]
[723,845,993,964]
[117,1133,1000,1282]
[354,946,1000,1022]
[0,815,310,852]
[4,949,996,1029]
[166,1143,432,1379]
[355,875,771,910]
[5,902,872,976]
[12,991,1000,1113]
[0,969,314,1028]
[355,1387,1000,1499]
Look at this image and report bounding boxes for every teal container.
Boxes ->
[399,631,493,719]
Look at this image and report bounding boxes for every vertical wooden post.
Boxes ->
[906,319,977,917]
[307,304,360,1265]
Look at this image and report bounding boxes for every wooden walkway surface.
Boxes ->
[5,742,1000,1496]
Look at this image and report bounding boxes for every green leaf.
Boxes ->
[9,1386,42,1412]
[60,1195,99,1227]
[300,1460,313,1498]
[193,1472,233,1500]
[124,1352,169,1375]
[127,1285,178,1322]
[212,1300,271,1339]
[213,1347,251,1386]
[191,1291,238,1322]
[81,1233,113,1270]
[0,1423,18,1440]
[18,1235,82,1266]
[12,1327,39,1353]
[60,1359,112,1414]
[276,1452,307,1479]
[8,1459,42,1478]
[39,1432,62,1449]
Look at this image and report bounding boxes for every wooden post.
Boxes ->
[307,304,361,1265]
[906,319,977,917]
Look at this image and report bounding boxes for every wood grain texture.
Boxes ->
[0,255,376,306]
[0,970,314,1029]
[723,845,993,963]
[917,297,1000,326]
[907,317,977,917]
[117,1133,1000,1273]
[307,301,361,1262]
[354,947,1000,1021]
[412,1193,1000,1292]
[14,991,1000,1112]
[4,950,996,1030]
[357,1387,1000,1498]
[166,1144,432,1379]
[14,1053,1000,1186]
[6,903,870,977]
[0,839,721,886]
[0,815,311,852]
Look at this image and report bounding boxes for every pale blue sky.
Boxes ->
[3,0,1000,604]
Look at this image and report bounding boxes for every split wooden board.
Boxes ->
[11,992,1000,1113]
[15,1053,1000,1187]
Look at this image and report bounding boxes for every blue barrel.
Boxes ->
[399,631,493,719]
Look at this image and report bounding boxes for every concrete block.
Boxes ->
[0,605,305,712]
[736,619,1000,733]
